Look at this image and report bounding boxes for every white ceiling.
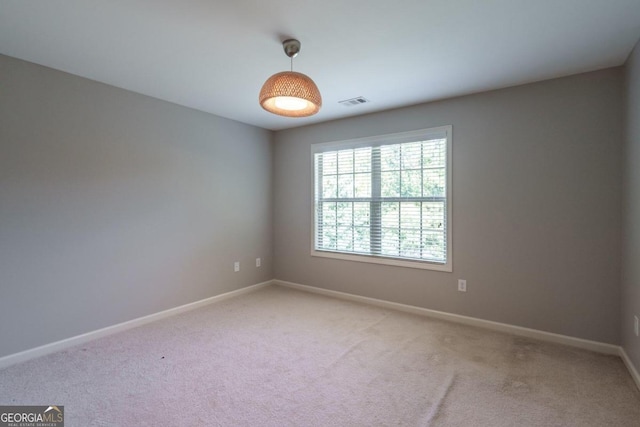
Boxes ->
[1,1,640,131]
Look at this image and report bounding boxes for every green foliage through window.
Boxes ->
[314,130,449,265]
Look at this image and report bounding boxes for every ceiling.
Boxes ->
[1,1,640,131]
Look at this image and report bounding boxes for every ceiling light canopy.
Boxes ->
[259,39,322,118]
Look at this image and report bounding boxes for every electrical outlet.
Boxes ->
[256,258,261,267]
[635,315,639,337]
[234,262,240,272]
[458,279,467,292]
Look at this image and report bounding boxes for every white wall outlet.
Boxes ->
[635,315,639,337]
[234,262,240,272]
[256,258,261,267]
[458,279,467,292]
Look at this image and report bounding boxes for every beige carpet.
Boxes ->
[0,285,639,426]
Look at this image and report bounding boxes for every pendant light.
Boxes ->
[259,39,322,117]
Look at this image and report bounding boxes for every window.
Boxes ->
[312,126,452,271]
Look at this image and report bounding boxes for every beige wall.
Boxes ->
[274,68,623,344]
[622,39,640,370]
[0,54,273,358]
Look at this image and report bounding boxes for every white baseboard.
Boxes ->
[274,279,620,356]
[0,280,273,370]
[619,347,640,391]
[5,277,637,393]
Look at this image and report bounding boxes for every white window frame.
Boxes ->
[310,126,452,272]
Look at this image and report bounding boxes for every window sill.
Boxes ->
[311,249,452,272]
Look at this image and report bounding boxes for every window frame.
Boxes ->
[310,126,453,272]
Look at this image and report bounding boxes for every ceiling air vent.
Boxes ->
[338,96,370,107]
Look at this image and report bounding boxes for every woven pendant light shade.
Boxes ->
[259,71,322,117]
[259,39,322,118]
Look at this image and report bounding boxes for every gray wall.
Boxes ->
[0,54,273,358]
[622,40,640,370]
[0,50,630,360]
[274,68,623,344]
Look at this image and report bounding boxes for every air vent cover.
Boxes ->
[338,96,370,107]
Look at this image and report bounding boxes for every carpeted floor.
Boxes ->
[0,285,639,426]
